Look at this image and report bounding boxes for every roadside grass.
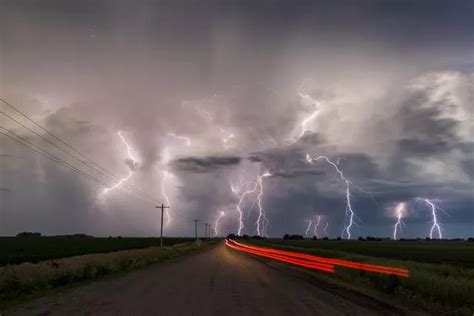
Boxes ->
[0,237,195,266]
[246,240,474,315]
[0,240,218,310]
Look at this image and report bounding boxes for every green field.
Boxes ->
[255,239,474,268]
[0,237,195,266]
[244,239,474,315]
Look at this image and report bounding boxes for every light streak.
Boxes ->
[233,180,259,236]
[313,215,322,238]
[296,79,322,138]
[161,170,171,226]
[118,131,139,163]
[214,211,225,237]
[167,132,191,147]
[323,221,329,237]
[99,131,139,197]
[306,154,356,239]
[392,202,406,240]
[255,171,272,237]
[225,239,334,273]
[220,128,235,150]
[422,198,443,239]
[159,131,194,226]
[227,239,409,278]
[304,220,313,237]
[231,171,271,236]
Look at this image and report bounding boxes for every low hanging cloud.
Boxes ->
[171,156,242,173]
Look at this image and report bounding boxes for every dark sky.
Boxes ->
[0,0,472,238]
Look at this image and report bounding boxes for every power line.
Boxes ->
[0,127,161,206]
[0,99,159,203]
[0,111,155,203]
[0,128,117,190]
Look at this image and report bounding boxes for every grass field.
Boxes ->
[243,239,474,315]
[257,239,474,268]
[0,237,195,266]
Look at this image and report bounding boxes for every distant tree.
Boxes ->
[16,232,41,238]
[336,237,342,241]
[283,234,303,240]
[322,237,329,240]
[358,236,364,241]
[227,234,237,239]
[468,237,474,242]
[312,236,317,240]
[283,234,290,240]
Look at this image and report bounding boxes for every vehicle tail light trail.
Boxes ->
[225,239,334,273]
[226,239,409,278]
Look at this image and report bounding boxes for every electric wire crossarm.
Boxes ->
[156,204,170,247]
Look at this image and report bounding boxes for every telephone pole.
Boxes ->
[193,219,199,241]
[156,203,170,247]
[204,223,209,238]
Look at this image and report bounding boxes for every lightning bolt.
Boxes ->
[422,198,443,239]
[313,215,322,238]
[304,220,313,237]
[214,211,226,237]
[233,180,259,236]
[255,171,272,237]
[323,221,329,237]
[306,154,357,239]
[231,171,271,236]
[392,202,406,240]
[220,128,235,150]
[167,132,191,147]
[296,79,322,138]
[99,131,139,198]
[160,170,172,225]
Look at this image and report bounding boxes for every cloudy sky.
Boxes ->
[0,0,472,238]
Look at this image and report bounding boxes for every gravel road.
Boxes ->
[9,242,414,315]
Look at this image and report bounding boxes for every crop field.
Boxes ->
[243,239,474,314]
[254,239,474,268]
[0,237,195,266]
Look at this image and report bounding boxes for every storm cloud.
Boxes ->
[0,0,472,238]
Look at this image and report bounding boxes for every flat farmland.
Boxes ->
[243,238,474,314]
[0,237,194,266]
[253,239,474,268]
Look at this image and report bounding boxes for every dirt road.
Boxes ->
[10,242,410,315]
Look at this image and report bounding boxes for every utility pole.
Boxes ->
[156,203,170,247]
[193,220,199,241]
[209,225,212,238]
[204,223,209,238]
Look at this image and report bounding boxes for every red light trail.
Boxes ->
[226,239,409,278]
[225,239,334,273]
